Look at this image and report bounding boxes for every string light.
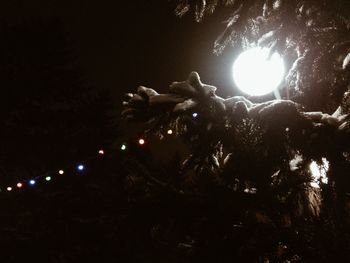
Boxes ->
[29,180,36,185]
[167,129,173,135]
[138,138,145,146]
[0,144,141,194]
[192,112,198,118]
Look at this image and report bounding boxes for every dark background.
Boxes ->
[0,1,248,262]
[0,0,236,102]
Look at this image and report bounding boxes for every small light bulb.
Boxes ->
[58,170,64,175]
[77,164,84,171]
[16,182,23,188]
[29,180,36,185]
[120,144,127,151]
[192,112,198,118]
[138,138,145,145]
[98,149,105,155]
[7,187,12,192]
[45,176,51,181]
[167,129,173,135]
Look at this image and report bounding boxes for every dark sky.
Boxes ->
[0,0,237,103]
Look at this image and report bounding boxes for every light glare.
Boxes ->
[233,47,285,96]
[29,180,36,185]
[310,158,329,188]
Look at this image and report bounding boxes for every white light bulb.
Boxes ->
[233,47,285,96]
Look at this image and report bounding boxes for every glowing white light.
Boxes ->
[121,144,127,151]
[98,149,105,155]
[45,176,51,181]
[167,129,173,135]
[7,187,12,192]
[192,112,198,118]
[58,170,64,175]
[138,139,145,145]
[233,47,285,96]
[16,182,23,188]
[29,180,36,185]
[310,158,329,188]
[289,154,303,171]
[77,164,85,171]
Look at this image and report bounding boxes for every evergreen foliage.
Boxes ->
[122,1,350,261]
[175,0,350,112]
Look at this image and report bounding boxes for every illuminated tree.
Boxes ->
[122,1,350,262]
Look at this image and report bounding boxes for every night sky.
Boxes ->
[0,0,237,104]
[1,2,350,262]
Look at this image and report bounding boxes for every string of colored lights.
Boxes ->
[1,111,199,194]
[1,134,163,193]
[3,148,107,193]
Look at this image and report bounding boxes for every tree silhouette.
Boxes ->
[122,1,350,261]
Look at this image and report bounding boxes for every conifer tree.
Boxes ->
[122,0,350,261]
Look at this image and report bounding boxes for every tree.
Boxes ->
[121,1,350,262]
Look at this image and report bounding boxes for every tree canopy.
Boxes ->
[121,1,350,261]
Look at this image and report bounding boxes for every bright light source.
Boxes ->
[138,138,145,145]
[233,47,285,96]
[289,154,303,171]
[310,158,329,188]
[29,180,36,185]
[16,182,23,188]
[45,176,51,181]
[7,187,12,192]
[58,170,64,175]
[167,129,173,135]
[192,112,198,118]
[121,144,127,151]
[77,164,85,171]
[98,149,105,155]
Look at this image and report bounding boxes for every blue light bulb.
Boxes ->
[29,180,36,185]
[77,164,84,171]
